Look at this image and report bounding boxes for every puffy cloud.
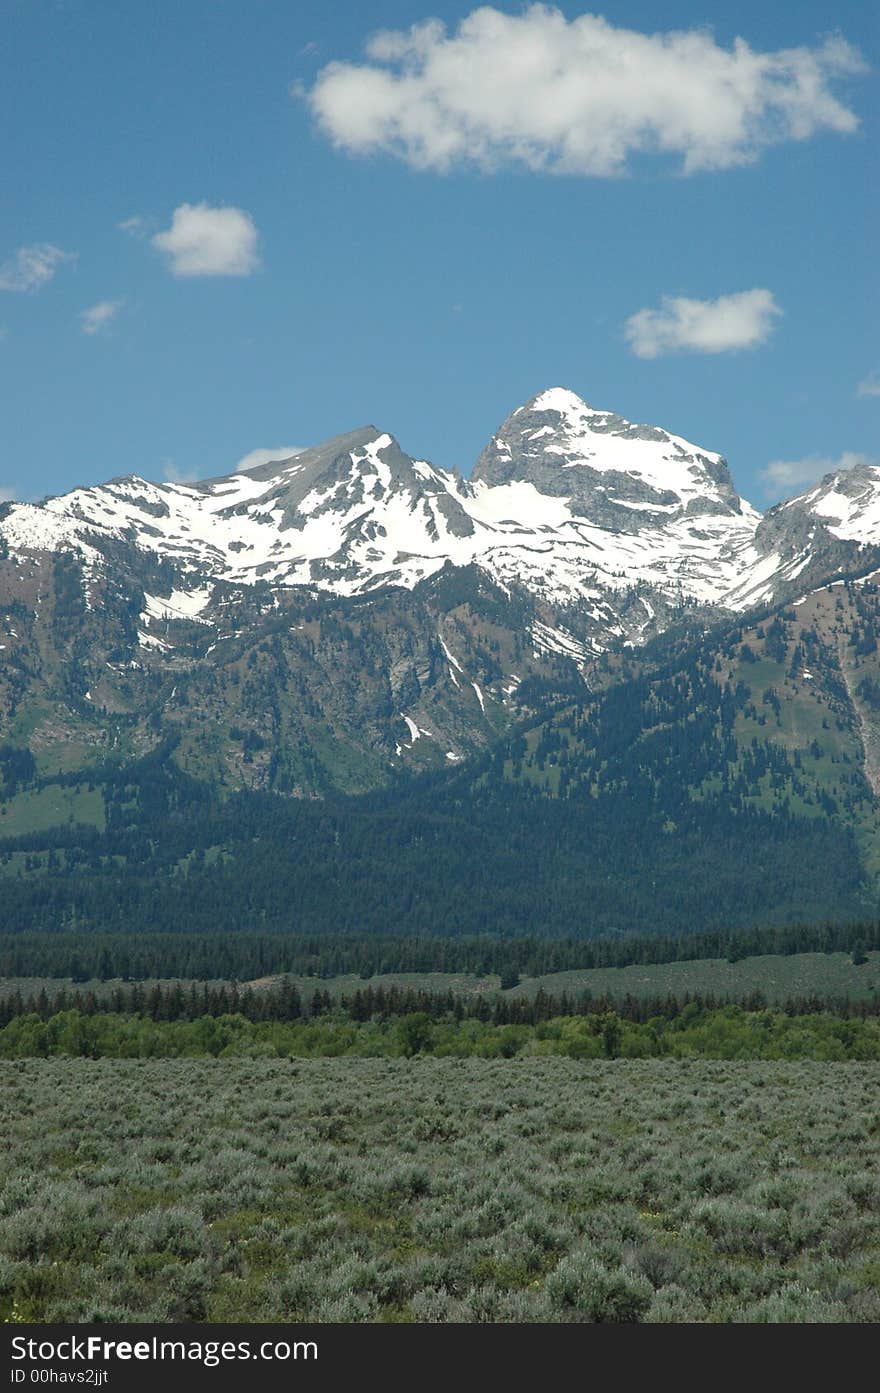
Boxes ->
[761,450,874,493]
[0,243,75,293]
[152,203,260,277]
[856,371,880,399]
[624,289,782,358]
[80,300,123,336]
[235,447,305,472]
[305,7,864,176]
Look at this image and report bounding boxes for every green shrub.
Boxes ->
[545,1253,653,1322]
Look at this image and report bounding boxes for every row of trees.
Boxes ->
[1,981,878,1030]
[2,1002,879,1060]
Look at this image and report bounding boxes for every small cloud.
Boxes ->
[118,216,148,237]
[0,243,75,293]
[235,446,305,472]
[761,450,874,494]
[162,459,199,484]
[0,485,16,503]
[152,202,260,278]
[298,41,319,57]
[624,289,782,358]
[304,9,865,176]
[80,300,123,336]
[856,371,880,399]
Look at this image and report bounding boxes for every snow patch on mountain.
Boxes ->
[531,620,592,661]
[141,588,214,624]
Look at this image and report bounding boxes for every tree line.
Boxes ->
[2,1002,879,1060]
[1,980,878,1030]
[1,918,878,983]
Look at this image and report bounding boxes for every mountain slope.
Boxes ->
[3,567,880,934]
[485,567,880,881]
[0,584,872,937]
[0,545,591,793]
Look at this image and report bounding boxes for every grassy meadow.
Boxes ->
[2,1057,879,1323]
[2,948,878,1007]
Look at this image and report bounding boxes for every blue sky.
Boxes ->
[0,0,876,507]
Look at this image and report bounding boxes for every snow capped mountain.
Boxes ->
[467,388,763,640]
[778,461,880,543]
[473,386,744,525]
[0,427,471,594]
[721,461,880,613]
[1,389,875,657]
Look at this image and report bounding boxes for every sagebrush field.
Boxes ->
[2,1058,878,1323]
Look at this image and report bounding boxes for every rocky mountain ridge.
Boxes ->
[1,387,879,794]
[5,387,869,652]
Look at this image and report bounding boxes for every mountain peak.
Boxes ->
[522,386,597,417]
[773,458,880,545]
[201,426,387,488]
[472,388,744,528]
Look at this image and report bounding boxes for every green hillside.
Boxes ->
[2,577,880,937]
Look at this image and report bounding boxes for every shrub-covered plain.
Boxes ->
[2,1058,879,1323]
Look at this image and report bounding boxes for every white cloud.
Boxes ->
[761,450,874,493]
[624,289,782,358]
[80,300,123,336]
[0,243,75,293]
[118,216,147,237]
[305,7,864,176]
[235,447,305,472]
[856,371,880,399]
[152,203,260,277]
[0,486,15,503]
